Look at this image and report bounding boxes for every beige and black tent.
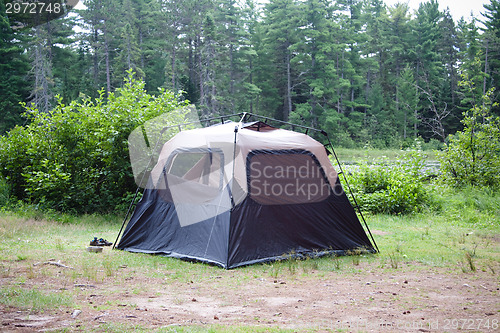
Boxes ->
[115,113,377,268]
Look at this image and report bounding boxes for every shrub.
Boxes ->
[438,89,500,189]
[0,177,9,207]
[0,71,189,213]
[344,148,436,215]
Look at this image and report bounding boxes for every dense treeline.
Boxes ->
[1,0,500,147]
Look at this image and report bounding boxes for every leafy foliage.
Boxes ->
[0,72,188,213]
[0,177,8,207]
[438,88,500,188]
[344,145,436,215]
[0,2,30,134]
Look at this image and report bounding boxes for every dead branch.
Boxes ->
[34,260,74,269]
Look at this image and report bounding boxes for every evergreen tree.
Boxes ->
[397,66,418,139]
[0,3,30,133]
[136,0,166,92]
[252,13,280,117]
[292,0,337,129]
[411,0,447,140]
[237,0,261,114]
[457,18,486,109]
[482,0,500,115]
[113,0,143,81]
[48,15,80,104]
[261,0,301,121]
[29,23,54,113]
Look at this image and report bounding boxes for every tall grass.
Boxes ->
[436,185,500,229]
[0,287,74,313]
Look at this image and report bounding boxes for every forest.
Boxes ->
[1,0,499,148]
[1,3,499,330]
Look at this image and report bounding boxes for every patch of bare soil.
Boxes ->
[1,261,499,332]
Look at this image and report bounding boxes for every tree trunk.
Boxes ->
[230,43,235,111]
[285,50,292,121]
[365,71,370,126]
[197,35,204,113]
[31,25,52,113]
[127,35,132,70]
[249,56,254,114]
[139,27,145,70]
[337,53,340,113]
[171,46,176,90]
[104,24,111,96]
[188,38,194,89]
[414,61,419,137]
[483,39,489,108]
[93,26,99,89]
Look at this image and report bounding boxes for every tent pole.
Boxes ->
[113,126,169,249]
[323,133,380,253]
[113,185,142,249]
[230,125,239,209]
[242,113,318,134]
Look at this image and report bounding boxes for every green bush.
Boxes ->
[0,71,188,213]
[0,177,9,207]
[344,149,436,215]
[438,89,500,189]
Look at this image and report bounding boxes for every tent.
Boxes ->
[115,114,377,268]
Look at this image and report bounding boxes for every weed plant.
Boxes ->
[342,146,438,215]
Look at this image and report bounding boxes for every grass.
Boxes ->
[0,178,499,331]
[74,323,299,333]
[0,286,74,313]
[1,189,498,279]
[334,147,438,163]
[367,212,500,268]
[155,326,298,332]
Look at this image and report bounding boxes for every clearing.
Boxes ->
[0,212,499,332]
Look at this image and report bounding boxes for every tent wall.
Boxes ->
[117,188,231,267]
[227,177,374,268]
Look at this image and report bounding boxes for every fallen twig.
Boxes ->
[34,260,74,269]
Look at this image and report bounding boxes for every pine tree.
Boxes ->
[29,23,54,113]
[457,18,485,109]
[113,0,143,81]
[482,0,500,115]
[78,0,110,94]
[252,13,280,117]
[237,0,261,114]
[136,0,166,92]
[48,15,80,104]
[293,0,337,129]
[397,66,418,139]
[0,3,30,133]
[261,0,301,121]
[410,0,447,140]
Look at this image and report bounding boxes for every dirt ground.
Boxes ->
[1,256,499,333]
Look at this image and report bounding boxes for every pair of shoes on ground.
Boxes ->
[89,237,112,247]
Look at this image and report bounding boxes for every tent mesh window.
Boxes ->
[168,152,221,187]
[156,149,225,204]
